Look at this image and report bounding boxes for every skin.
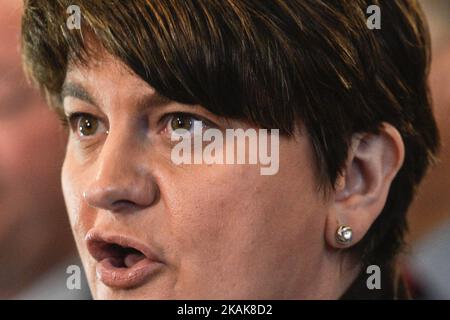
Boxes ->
[62,47,405,299]
[0,0,74,298]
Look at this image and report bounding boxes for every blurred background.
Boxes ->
[404,0,450,300]
[0,0,448,299]
[0,0,90,299]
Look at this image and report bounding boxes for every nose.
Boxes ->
[83,133,159,213]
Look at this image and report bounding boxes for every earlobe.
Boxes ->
[325,123,405,249]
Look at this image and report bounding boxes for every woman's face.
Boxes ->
[62,51,336,299]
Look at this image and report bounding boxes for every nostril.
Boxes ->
[84,187,137,211]
[111,199,137,211]
[84,176,160,211]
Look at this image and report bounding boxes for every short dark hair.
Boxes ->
[21,0,439,267]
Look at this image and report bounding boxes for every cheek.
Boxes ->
[167,168,323,245]
[61,154,97,282]
[159,138,327,293]
[61,149,92,241]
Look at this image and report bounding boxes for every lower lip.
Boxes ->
[96,257,163,289]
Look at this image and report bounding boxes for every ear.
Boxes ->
[325,123,405,249]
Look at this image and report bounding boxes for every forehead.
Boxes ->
[65,50,156,97]
[62,48,172,118]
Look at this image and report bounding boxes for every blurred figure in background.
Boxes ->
[0,0,89,299]
[406,0,450,299]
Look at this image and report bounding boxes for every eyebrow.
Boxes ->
[61,82,98,107]
[61,81,174,112]
[135,90,172,112]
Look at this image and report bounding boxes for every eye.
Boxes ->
[78,114,98,136]
[170,113,194,132]
[163,113,211,136]
[67,112,107,138]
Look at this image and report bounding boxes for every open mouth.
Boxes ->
[91,242,146,268]
[86,231,163,289]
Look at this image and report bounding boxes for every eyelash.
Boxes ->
[62,112,217,137]
[159,112,216,132]
[64,112,81,125]
[59,113,70,128]
[65,112,102,134]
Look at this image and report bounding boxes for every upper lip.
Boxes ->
[85,229,162,263]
